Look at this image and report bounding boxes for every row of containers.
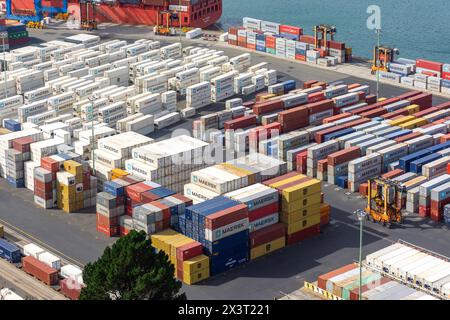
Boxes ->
[381,58,450,95]
[96,165,330,284]
[0,21,29,50]
[0,235,85,300]
[226,17,352,67]
[314,242,449,300]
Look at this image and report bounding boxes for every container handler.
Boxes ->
[371,46,399,75]
[365,177,405,228]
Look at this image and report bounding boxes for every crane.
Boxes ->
[365,177,405,228]
[313,24,337,56]
[6,0,68,27]
[371,46,399,75]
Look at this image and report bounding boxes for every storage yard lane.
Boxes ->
[0,258,67,300]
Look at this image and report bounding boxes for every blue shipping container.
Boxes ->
[0,238,21,263]
[4,119,21,132]
[383,129,412,140]
[426,141,450,153]
[103,180,125,197]
[324,128,355,142]
[6,176,24,188]
[150,187,175,198]
[210,249,249,275]
[336,176,348,189]
[282,80,296,92]
[399,149,433,171]
[256,45,266,52]
[203,230,249,256]
[409,153,442,174]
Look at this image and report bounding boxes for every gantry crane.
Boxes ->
[365,177,405,228]
[155,10,175,36]
[314,24,337,55]
[79,0,97,30]
[371,46,399,74]
[6,0,67,27]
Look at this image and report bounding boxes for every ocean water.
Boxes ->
[218,0,450,63]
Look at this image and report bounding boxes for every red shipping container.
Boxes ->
[408,92,433,110]
[440,134,450,144]
[249,122,281,147]
[265,36,276,48]
[60,278,82,300]
[286,224,320,245]
[311,81,327,89]
[12,136,33,153]
[365,94,377,105]
[327,147,361,166]
[341,118,371,129]
[435,101,450,110]
[247,43,256,50]
[228,27,238,35]
[41,157,59,173]
[255,92,268,102]
[34,187,53,200]
[381,169,405,180]
[96,213,120,227]
[359,107,387,118]
[263,172,301,186]
[303,80,318,89]
[322,112,352,124]
[359,183,368,196]
[396,90,423,100]
[442,72,450,80]
[34,180,53,193]
[155,220,163,232]
[416,59,443,72]
[205,204,248,230]
[248,202,279,222]
[308,91,325,103]
[317,264,357,290]
[295,151,308,174]
[243,100,255,108]
[306,99,334,115]
[253,100,284,115]
[295,54,306,61]
[395,132,423,143]
[125,182,154,202]
[176,241,203,261]
[224,115,257,130]
[317,159,328,173]
[151,201,171,221]
[249,223,285,248]
[97,224,119,237]
[300,35,315,45]
[141,190,163,203]
[120,225,131,237]
[419,205,430,218]
[278,106,309,132]
[280,25,303,37]
[22,256,59,286]
[347,83,361,90]
[162,218,170,230]
[314,125,346,143]
[412,107,439,118]
[327,40,346,50]
[121,175,143,185]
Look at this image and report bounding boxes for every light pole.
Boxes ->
[376,28,380,101]
[0,32,8,99]
[88,95,96,175]
[355,209,367,300]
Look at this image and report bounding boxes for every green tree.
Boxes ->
[79,230,186,300]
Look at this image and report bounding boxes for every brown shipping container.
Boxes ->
[278,106,309,132]
[317,264,358,291]
[311,81,327,89]
[381,108,410,119]
[327,147,361,166]
[396,90,423,100]
[381,169,405,180]
[306,99,335,115]
[323,112,352,124]
[435,101,450,110]
[317,159,328,173]
[12,136,33,152]
[253,100,284,115]
[314,125,346,143]
[408,93,432,110]
[359,107,388,118]
[412,107,439,118]
[205,204,248,230]
[341,118,371,128]
[60,278,82,300]
[22,256,59,286]
[347,83,361,90]
[250,223,285,248]
[303,80,318,89]
[395,132,422,143]
[359,183,368,196]
[365,94,377,104]
[262,172,302,186]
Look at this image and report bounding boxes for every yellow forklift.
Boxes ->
[371,46,399,74]
[314,24,337,55]
[365,177,405,228]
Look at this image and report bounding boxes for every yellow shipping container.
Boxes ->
[250,237,285,260]
[405,104,420,114]
[63,160,83,176]
[183,254,210,274]
[183,267,209,285]
[219,163,256,185]
[287,213,321,235]
[388,115,416,126]
[0,128,11,135]
[399,118,427,129]
[282,179,321,203]
[163,234,189,257]
[281,192,321,213]
[281,203,322,224]
[111,168,129,179]
[59,184,76,198]
[260,94,276,101]
[378,97,387,102]
[268,174,307,189]
[151,229,179,252]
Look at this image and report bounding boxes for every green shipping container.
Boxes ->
[266,48,276,55]
[341,273,382,300]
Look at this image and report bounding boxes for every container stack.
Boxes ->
[186,81,211,109]
[263,172,324,245]
[151,230,210,285]
[4,136,34,188]
[182,196,249,275]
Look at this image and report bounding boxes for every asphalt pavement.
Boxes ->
[0,26,449,300]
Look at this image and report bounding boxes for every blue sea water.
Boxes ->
[218,0,450,63]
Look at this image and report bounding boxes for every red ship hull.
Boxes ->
[12,0,222,29]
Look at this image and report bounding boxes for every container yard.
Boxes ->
[0,16,449,302]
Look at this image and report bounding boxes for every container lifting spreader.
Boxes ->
[371,46,399,75]
[365,177,405,228]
